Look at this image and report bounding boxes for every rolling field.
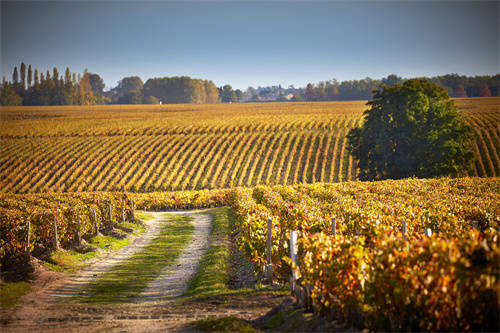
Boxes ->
[0,98,498,193]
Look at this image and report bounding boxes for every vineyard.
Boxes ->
[1,177,498,330]
[0,98,499,193]
[229,177,499,331]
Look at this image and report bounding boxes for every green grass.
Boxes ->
[42,220,146,272]
[89,235,131,250]
[192,316,261,333]
[0,281,31,308]
[135,211,155,221]
[76,214,194,303]
[43,249,98,273]
[183,208,289,302]
[184,207,230,300]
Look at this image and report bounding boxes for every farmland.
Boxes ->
[1,98,499,193]
[1,98,499,331]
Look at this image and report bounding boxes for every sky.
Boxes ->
[1,1,498,90]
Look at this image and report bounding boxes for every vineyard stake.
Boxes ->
[130,199,135,220]
[92,208,98,234]
[331,217,336,235]
[402,220,407,240]
[265,218,273,282]
[121,200,125,223]
[53,215,59,249]
[25,219,31,254]
[108,202,113,227]
[290,230,298,294]
[76,214,81,245]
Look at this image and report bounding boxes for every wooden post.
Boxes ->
[53,215,59,249]
[25,219,31,254]
[76,214,81,245]
[92,208,98,234]
[402,220,407,240]
[121,201,125,223]
[331,217,336,235]
[130,199,135,220]
[265,218,273,282]
[290,230,298,294]
[108,202,113,227]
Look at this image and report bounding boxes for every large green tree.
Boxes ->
[347,78,474,180]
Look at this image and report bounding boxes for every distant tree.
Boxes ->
[52,67,59,84]
[117,76,143,93]
[219,84,236,102]
[0,83,23,105]
[235,89,243,101]
[479,85,492,97]
[20,62,26,89]
[78,71,94,105]
[305,83,315,101]
[143,95,159,104]
[454,85,467,98]
[27,65,32,87]
[381,74,404,86]
[88,73,105,103]
[65,67,71,84]
[347,78,474,180]
[326,84,340,100]
[118,89,142,104]
[12,66,19,85]
[34,69,39,85]
[204,80,220,103]
[291,92,303,101]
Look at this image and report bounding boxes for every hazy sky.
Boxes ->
[1,1,498,90]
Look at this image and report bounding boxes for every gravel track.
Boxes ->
[137,212,211,303]
[1,211,212,331]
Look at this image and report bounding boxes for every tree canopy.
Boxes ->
[347,78,474,180]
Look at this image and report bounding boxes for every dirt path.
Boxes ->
[1,211,212,331]
[137,212,211,303]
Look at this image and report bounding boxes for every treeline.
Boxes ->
[106,76,219,104]
[0,62,105,106]
[246,73,499,102]
[0,63,220,106]
[1,61,498,106]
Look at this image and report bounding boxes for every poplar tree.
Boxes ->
[52,67,59,84]
[20,62,26,89]
[65,67,71,84]
[12,66,19,84]
[27,65,33,87]
[34,69,39,85]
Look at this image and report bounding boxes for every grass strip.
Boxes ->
[0,281,30,309]
[43,218,148,273]
[183,207,289,301]
[77,214,194,303]
[183,207,230,299]
[192,316,261,333]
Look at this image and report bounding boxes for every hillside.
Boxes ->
[0,98,498,193]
